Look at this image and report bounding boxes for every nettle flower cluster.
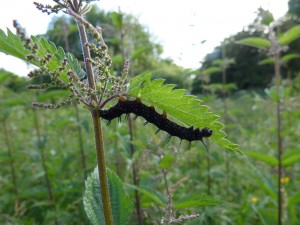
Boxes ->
[33,0,96,15]
[251,15,298,55]
[17,0,128,110]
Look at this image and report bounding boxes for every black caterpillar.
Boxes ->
[98,99,212,145]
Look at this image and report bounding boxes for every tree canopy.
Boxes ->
[192,7,300,94]
[44,6,192,90]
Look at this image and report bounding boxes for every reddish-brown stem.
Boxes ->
[162,169,170,196]
[61,19,87,180]
[206,145,211,196]
[32,109,58,225]
[75,10,114,225]
[199,68,212,196]
[221,42,230,197]
[118,13,143,223]
[2,120,19,198]
[33,110,54,202]
[274,52,283,225]
[128,115,143,225]
[75,104,87,179]
[99,93,127,109]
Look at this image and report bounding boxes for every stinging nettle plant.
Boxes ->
[0,1,240,224]
[237,12,300,225]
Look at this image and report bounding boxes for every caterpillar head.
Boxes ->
[201,128,213,137]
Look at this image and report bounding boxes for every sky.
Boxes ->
[0,0,288,76]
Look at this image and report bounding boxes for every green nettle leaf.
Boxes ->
[37,90,70,102]
[237,37,272,49]
[83,167,133,225]
[174,194,221,209]
[131,46,152,60]
[0,71,15,83]
[107,37,121,45]
[255,207,277,225]
[282,148,300,159]
[244,151,278,166]
[128,73,240,153]
[0,97,28,107]
[0,29,29,60]
[126,184,166,206]
[213,58,235,67]
[289,191,300,206]
[279,25,300,46]
[248,163,277,199]
[158,154,176,169]
[258,57,274,65]
[265,86,284,102]
[223,83,237,91]
[258,54,300,66]
[202,67,222,75]
[212,59,223,66]
[112,54,123,66]
[260,11,274,26]
[31,36,85,80]
[110,12,123,29]
[283,154,300,167]
[0,29,85,80]
[281,53,300,64]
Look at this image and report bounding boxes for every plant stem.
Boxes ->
[62,20,70,53]
[274,52,283,225]
[221,42,230,197]
[75,104,87,179]
[206,146,211,196]
[199,67,212,196]
[162,169,170,196]
[62,19,91,180]
[91,110,114,225]
[33,110,54,201]
[3,120,19,199]
[76,22,96,91]
[76,16,114,225]
[117,12,143,223]
[128,115,143,225]
[32,109,58,225]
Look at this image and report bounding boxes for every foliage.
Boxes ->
[128,73,240,153]
[244,151,278,166]
[259,53,300,66]
[193,30,273,93]
[0,29,85,81]
[174,194,221,209]
[0,74,300,224]
[0,24,238,153]
[236,38,272,49]
[288,0,300,17]
[279,25,300,46]
[150,59,194,90]
[202,67,222,75]
[45,7,160,73]
[44,6,191,89]
[0,4,240,225]
[83,167,133,225]
[194,8,300,93]
[1,1,300,225]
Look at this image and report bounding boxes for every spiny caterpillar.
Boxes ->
[98,98,212,147]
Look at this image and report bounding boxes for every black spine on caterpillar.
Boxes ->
[98,99,212,143]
